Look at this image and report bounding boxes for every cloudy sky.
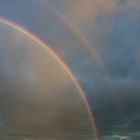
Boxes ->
[0,0,140,139]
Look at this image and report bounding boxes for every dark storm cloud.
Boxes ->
[46,0,140,136]
[75,0,140,136]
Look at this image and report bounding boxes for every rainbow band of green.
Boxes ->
[0,17,99,140]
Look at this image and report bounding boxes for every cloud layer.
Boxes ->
[0,0,140,138]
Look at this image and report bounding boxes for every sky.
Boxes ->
[0,0,140,139]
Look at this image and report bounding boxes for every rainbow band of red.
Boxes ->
[0,17,99,140]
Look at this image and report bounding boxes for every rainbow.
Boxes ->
[42,1,126,119]
[0,17,99,140]
[42,0,126,125]
[42,1,105,71]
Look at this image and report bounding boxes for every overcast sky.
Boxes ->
[0,0,140,138]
